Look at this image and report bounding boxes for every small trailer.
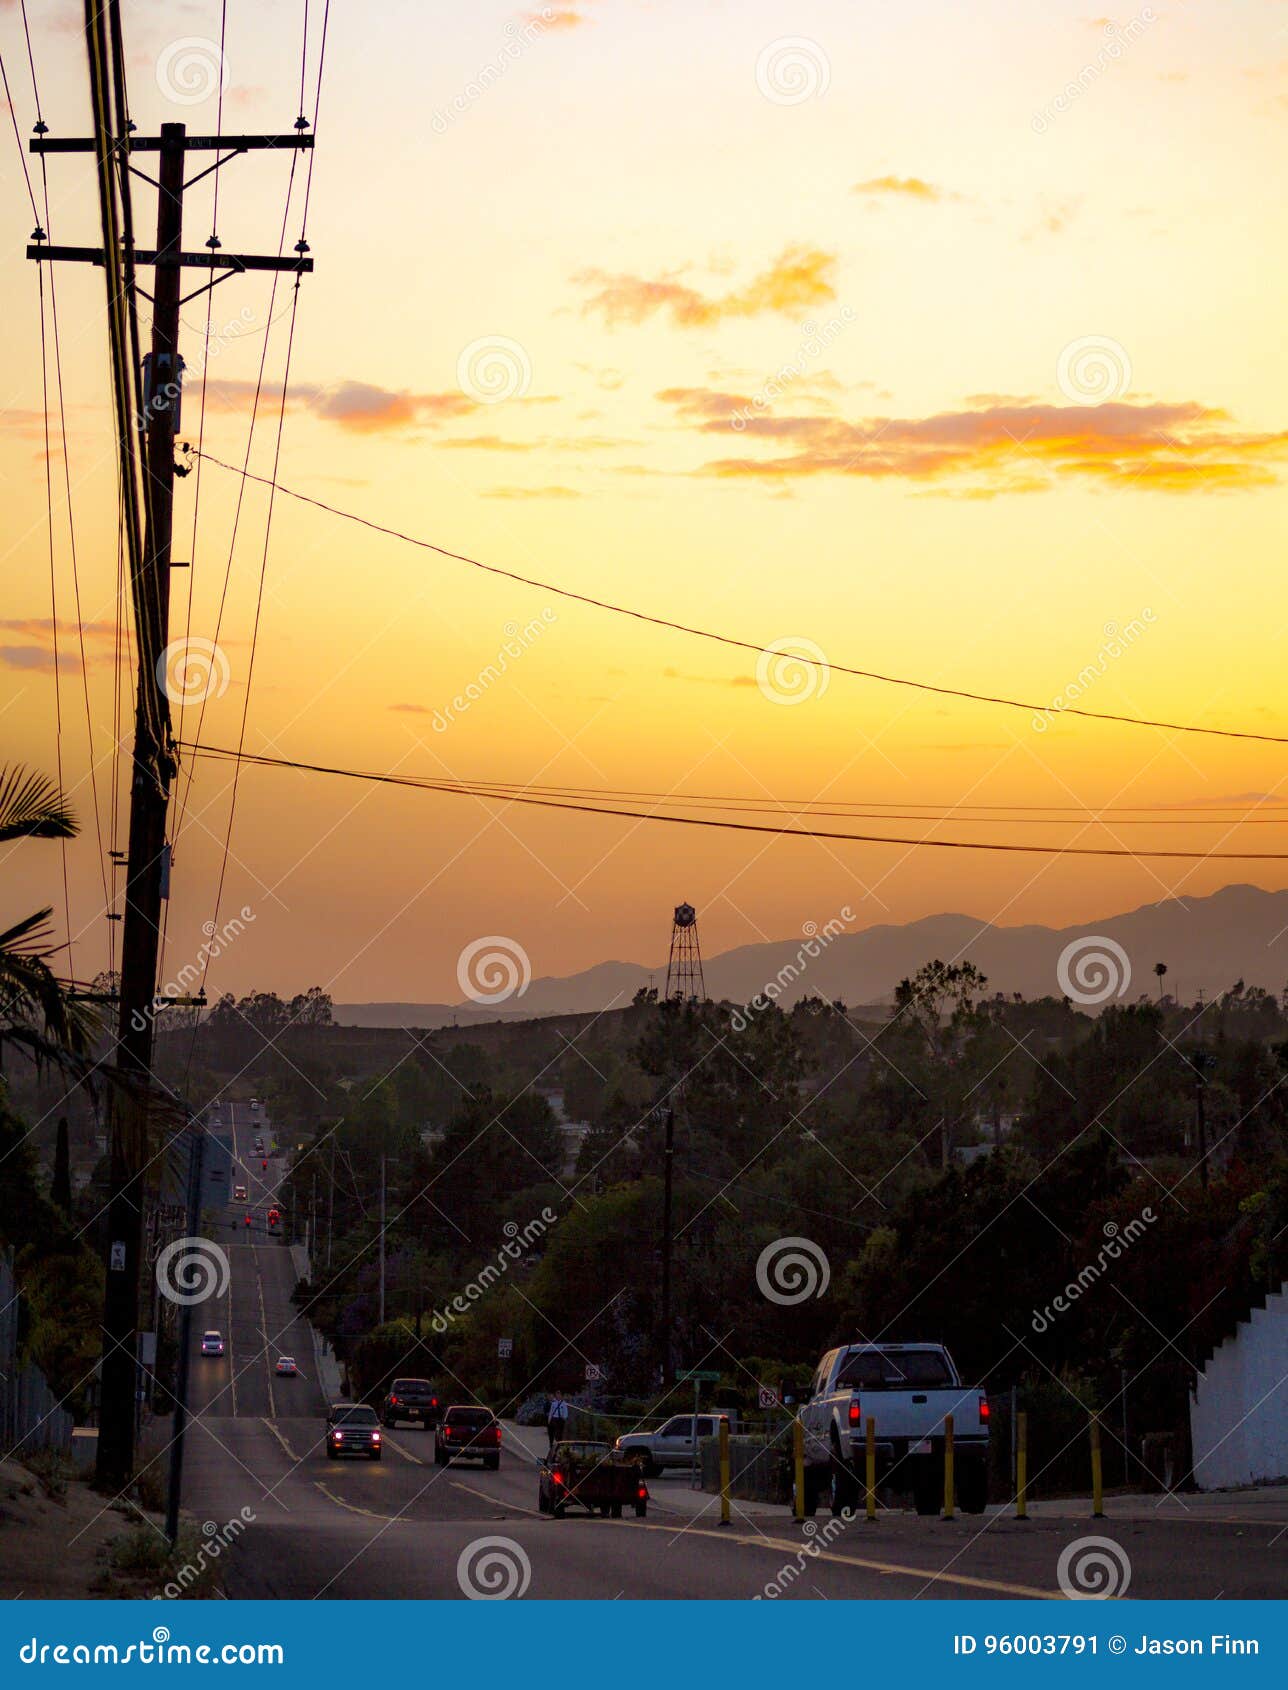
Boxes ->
[538,1440,649,1519]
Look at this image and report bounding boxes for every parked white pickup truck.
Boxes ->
[615,1414,726,1476]
[798,1342,990,1516]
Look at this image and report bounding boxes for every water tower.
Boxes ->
[664,903,706,1003]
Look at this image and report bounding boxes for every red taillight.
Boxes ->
[979,1395,990,1421]
[431,1397,438,1407]
[848,1398,861,1424]
[390,1396,399,1406]
[637,1485,647,1499]
[552,1471,564,1486]
[492,1426,502,1442]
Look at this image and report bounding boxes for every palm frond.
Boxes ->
[0,765,77,842]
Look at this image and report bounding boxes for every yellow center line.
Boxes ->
[380,1434,425,1466]
[622,1519,1066,1599]
[451,1478,544,1519]
[260,1416,302,1465]
[314,1482,409,1523]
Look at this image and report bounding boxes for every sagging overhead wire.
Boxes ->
[178,744,1288,861]
[184,448,1288,748]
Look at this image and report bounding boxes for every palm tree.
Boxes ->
[1154,961,1168,1003]
[0,765,96,1070]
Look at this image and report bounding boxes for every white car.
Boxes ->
[275,1356,297,1377]
[615,1414,724,1476]
[200,1330,224,1357]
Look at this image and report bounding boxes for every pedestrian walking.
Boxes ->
[546,1389,570,1453]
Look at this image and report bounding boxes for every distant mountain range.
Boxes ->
[332,883,1288,1029]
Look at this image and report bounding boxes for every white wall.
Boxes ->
[1190,1286,1288,1489]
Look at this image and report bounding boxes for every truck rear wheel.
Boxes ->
[829,1444,859,1516]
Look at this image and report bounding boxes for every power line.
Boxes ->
[183,449,1288,749]
[178,743,1288,861]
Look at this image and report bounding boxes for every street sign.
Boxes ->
[584,1362,603,1383]
[678,1369,720,1382]
[497,1337,513,1359]
[758,1383,781,1409]
[109,1241,126,1272]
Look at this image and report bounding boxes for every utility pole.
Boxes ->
[30,66,313,1485]
[1194,1057,1210,1191]
[327,1138,335,1270]
[378,1155,386,1326]
[164,1116,203,1545]
[660,1106,674,1387]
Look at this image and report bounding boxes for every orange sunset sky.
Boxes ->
[3,0,1288,1004]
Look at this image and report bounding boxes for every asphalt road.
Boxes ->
[178,1106,1288,1600]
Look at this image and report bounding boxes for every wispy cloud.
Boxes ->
[574,246,837,328]
[657,392,1288,494]
[852,175,949,201]
[208,378,478,432]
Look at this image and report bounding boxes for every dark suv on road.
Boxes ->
[434,1405,501,1469]
[381,1378,441,1429]
[325,1402,382,1460]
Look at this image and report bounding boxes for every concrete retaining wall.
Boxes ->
[1191,1285,1288,1489]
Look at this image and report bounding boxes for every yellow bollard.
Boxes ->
[942,1414,955,1520]
[719,1416,731,1527]
[793,1416,806,1522]
[865,1416,877,1522]
[1016,1410,1029,1521]
[1090,1410,1104,1518]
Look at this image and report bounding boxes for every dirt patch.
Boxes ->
[0,1458,226,1599]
